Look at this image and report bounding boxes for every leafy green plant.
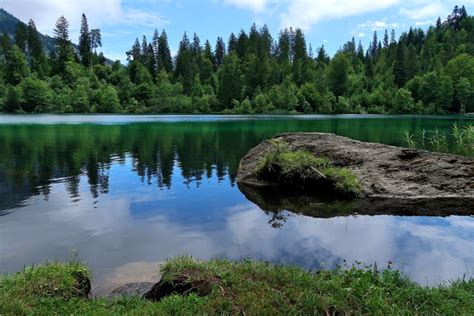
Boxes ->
[403,124,473,155]
[403,131,416,148]
[429,128,448,151]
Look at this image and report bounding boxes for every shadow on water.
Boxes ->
[237,182,474,228]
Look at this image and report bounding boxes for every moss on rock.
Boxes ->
[255,141,361,197]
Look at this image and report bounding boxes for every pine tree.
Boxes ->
[390,29,396,44]
[141,36,148,63]
[218,53,242,109]
[79,13,91,67]
[277,29,291,63]
[248,23,259,56]
[357,41,365,60]
[370,31,378,58]
[191,33,201,56]
[14,23,28,53]
[236,30,248,58]
[383,30,389,48]
[259,25,272,57]
[394,43,407,87]
[215,37,226,68]
[327,53,350,101]
[146,43,156,78]
[26,19,46,75]
[203,40,214,65]
[227,33,237,54]
[316,45,328,64]
[152,29,160,64]
[53,15,72,73]
[157,30,173,73]
[436,17,442,30]
[127,38,141,62]
[175,32,193,93]
[90,29,102,54]
[292,29,307,63]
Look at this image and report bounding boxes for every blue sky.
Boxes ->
[1,0,473,62]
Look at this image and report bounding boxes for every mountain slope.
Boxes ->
[0,8,76,53]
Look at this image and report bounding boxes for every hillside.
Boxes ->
[0,8,76,53]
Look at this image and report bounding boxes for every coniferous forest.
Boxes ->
[0,6,473,114]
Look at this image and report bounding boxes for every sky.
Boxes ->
[1,0,473,62]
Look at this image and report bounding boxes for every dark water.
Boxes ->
[0,115,473,294]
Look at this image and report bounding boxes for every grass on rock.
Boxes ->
[256,140,361,197]
[1,257,473,315]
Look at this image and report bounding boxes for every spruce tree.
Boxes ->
[394,43,407,87]
[152,29,160,62]
[292,28,307,63]
[277,29,291,63]
[327,53,350,101]
[390,29,396,44]
[175,32,193,93]
[383,30,389,48]
[26,19,46,75]
[79,13,91,67]
[14,23,28,53]
[214,37,226,68]
[236,30,248,58]
[90,29,102,54]
[141,36,148,63]
[53,15,72,73]
[227,33,237,54]
[370,31,378,58]
[157,30,173,73]
[316,45,328,64]
[191,33,201,56]
[203,40,214,65]
[127,38,141,62]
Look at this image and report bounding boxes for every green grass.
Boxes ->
[256,142,361,197]
[1,257,473,315]
[404,123,474,155]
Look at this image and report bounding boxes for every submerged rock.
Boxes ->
[237,133,474,215]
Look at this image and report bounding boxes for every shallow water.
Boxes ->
[0,114,473,294]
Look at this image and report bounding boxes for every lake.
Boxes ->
[0,114,473,295]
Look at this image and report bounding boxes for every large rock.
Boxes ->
[236,133,474,216]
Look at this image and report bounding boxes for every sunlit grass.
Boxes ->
[1,258,473,315]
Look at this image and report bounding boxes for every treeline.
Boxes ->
[0,6,473,114]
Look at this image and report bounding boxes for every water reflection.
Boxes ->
[0,116,473,290]
[1,169,473,291]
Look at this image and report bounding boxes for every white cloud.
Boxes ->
[399,3,446,20]
[415,20,434,26]
[352,18,399,39]
[1,0,167,36]
[280,0,399,31]
[224,0,269,13]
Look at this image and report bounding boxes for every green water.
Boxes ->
[0,114,473,294]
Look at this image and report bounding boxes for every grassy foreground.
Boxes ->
[1,257,473,315]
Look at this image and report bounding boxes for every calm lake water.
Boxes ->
[0,114,473,294]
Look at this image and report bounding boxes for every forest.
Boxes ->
[0,5,473,114]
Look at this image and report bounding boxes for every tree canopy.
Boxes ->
[1,6,473,114]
